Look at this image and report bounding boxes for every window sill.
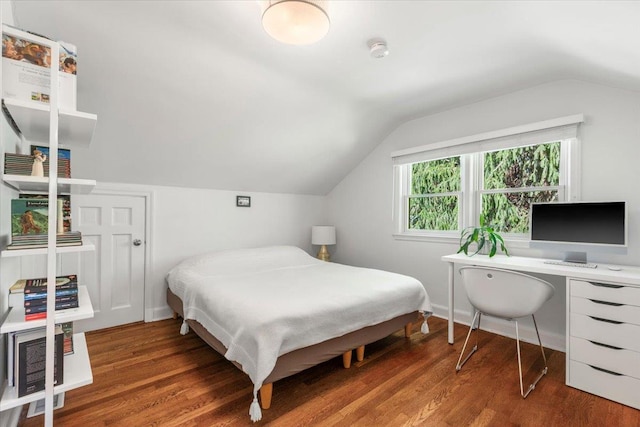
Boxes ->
[392,233,532,249]
[392,233,459,244]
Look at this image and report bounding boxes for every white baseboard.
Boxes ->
[149,305,174,322]
[430,303,565,352]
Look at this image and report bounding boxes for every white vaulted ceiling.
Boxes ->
[10,1,640,195]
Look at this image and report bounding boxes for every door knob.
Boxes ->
[133,239,142,246]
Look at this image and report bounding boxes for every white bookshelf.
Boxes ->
[0,333,93,412]
[1,26,98,424]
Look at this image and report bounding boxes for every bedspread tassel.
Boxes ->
[421,319,429,334]
[180,320,189,335]
[249,392,262,422]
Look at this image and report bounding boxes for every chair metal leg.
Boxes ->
[515,315,549,398]
[515,320,525,397]
[456,310,480,371]
[532,314,548,368]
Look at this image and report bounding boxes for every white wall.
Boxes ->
[94,183,328,321]
[326,79,640,350]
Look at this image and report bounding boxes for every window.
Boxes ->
[408,157,461,231]
[480,142,561,234]
[392,115,582,241]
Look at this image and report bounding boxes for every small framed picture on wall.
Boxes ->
[236,196,251,207]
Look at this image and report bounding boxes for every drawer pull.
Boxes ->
[589,365,623,376]
[589,340,622,350]
[589,282,624,289]
[589,299,624,307]
[588,316,623,325]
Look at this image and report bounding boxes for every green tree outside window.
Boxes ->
[407,141,561,233]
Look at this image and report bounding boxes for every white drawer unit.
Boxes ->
[567,278,640,410]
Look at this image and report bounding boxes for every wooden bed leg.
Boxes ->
[405,323,412,338]
[259,383,273,409]
[356,345,365,362]
[172,311,178,320]
[342,350,352,368]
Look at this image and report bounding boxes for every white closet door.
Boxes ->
[71,194,146,331]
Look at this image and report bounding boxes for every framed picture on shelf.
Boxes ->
[236,196,251,207]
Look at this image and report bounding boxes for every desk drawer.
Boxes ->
[570,279,640,306]
[568,360,640,410]
[570,336,640,380]
[571,296,640,326]
[570,313,640,353]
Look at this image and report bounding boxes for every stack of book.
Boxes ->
[7,231,82,250]
[8,197,81,250]
[9,275,80,320]
[7,325,64,395]
[3,152,71,178]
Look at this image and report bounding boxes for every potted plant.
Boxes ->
[457,215,509,257]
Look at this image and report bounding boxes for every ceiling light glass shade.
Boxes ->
[262,0,330,45]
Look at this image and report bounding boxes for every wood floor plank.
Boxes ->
[17,316,640,427]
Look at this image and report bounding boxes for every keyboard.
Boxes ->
[544,260,598,269]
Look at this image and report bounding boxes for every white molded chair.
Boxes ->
[456,266,555,398]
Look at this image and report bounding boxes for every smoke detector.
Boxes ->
[368,39,389,59]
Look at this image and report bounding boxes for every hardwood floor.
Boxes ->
[18,316,640,427]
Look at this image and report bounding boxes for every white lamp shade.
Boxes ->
[312,225,336,245]
[262,0,330,45]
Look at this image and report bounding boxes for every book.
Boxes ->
[20,194,71,233]
[15,326,64,397]
[25,312,47,321]
[9,230,81,244]
[25,300,79,314]
[10,274,79,307]
[11,198,49,236]
[7,327,43,387]
[5,240,83,250]
[3,152,71,178]
[7,331,16,386]
[24,288,78,300]
[9,278,27,293]
[6,231,82,250]
[60,322,74,355]
[23,294,79,307]
[23,274,78,293]
[9,289,78,308]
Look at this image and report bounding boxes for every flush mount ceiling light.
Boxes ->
[262,0,330,45]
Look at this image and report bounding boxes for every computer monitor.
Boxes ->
[529,201,627,263]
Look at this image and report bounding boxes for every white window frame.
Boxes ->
[392,115,583,244]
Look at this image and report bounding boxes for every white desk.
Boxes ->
[441,253,640,343]
[441,252,640,410]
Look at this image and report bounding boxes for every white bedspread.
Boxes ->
[166,246,432,421]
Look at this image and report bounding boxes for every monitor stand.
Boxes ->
[564,251,588,264]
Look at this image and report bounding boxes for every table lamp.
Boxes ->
[312,225,336,262]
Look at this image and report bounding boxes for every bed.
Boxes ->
[166,246,432,422]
